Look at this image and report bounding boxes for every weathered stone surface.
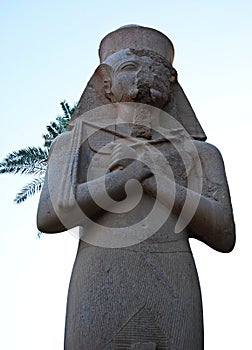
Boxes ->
[37,25,235,349]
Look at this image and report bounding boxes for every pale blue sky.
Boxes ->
[0,1,251,349]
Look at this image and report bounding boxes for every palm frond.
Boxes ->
[14,176,45,204]
[0,100,76,206]
[60,100,76,118]
[45,123,60,140]
[42,101,76,148]
[0,147,48,175]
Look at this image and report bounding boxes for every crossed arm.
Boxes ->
[37,134,235,252]
[37,133,152,233]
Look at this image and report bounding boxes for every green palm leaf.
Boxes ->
[14,176,45,204]
[42,101,76,148]
[0,100,75,205]
[0,146,48,176]
[60,100,76,119]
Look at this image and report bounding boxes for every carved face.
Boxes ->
[102,49,173,108]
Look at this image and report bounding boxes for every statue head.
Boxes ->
[98,25,176,108]
[71,25,207,141]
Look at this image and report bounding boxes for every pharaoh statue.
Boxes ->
[37,25,235,349]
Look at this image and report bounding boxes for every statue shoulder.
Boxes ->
[193,140,230,191]
[193,140,224,166]
[48,131,73,159]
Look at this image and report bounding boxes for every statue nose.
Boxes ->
[132,68,160,103]
[134,82,152,103]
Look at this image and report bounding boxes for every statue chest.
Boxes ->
[77,129,191,189]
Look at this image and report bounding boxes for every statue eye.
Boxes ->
[120,63,138,71]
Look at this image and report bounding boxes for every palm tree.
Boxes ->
[0,101,76,204]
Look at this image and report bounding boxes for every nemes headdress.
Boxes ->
[71,25,206,141]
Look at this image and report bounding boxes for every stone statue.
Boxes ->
[37,25,235,349]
